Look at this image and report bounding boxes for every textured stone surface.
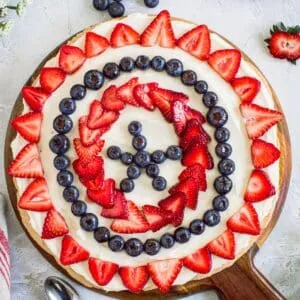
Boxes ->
[0,0,299,299]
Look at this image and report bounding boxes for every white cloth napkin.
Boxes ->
[0,194,10,300]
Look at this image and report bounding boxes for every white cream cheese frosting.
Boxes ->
[11,13,280,291]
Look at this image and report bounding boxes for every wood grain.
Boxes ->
[4,17,291,300]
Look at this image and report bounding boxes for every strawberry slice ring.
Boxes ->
[46,54,239,258]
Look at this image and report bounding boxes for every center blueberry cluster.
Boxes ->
[107,121,182,193]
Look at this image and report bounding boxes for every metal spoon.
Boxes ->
[44,276,80,300]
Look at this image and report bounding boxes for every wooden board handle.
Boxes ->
[210,247,286,300]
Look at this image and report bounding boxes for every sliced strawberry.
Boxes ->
[169,178,199,210]
[208,230,235,260]
[172,101,186,135]
[39,67,66,93]
[147,259,183,293]
[8,143,43,178]
[119,266,149,293]
[140,10,175,48]
[183,247,212,273]
[60,235,89,265]
[85,32,109,58]
[227,203,261,235]
[18,178,52,211]
[111,201,149,233]
[110,23,140,48]
[142,205,172,232]
[22,86,50,112]
[116,77,139,106]
[101,190,129,219]
[269,31,300,61]
[73,138,104,162]
[79,116,109,146]
[182,141,213,170]
[79,174,104,191]
[133,83,158,110]
[240,103,283,139]
[180,119,210,150]
[158,192,186,227]
[232,77,261,103]
[151,92,172,122]
[177,25,211,60]
[184,106,206,124]
[72,156,104,179]
[87,179,115,208]
[88,258,118,286]
[251,139,280,168]
[41,209,69,239]
[58,45,86,74]
[208,49,241,82]
[101,85,125,112]
[11,112,43,143]
[244,169,275,202]
[179,164,207,191]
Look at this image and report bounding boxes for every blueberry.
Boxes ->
[203,91,218,107]
[71,200,87,216]
[119,57,135,72]
[125,238,143,257]
[218,158,235,176]
[151,150,166,164]
[103,63,120,79]
[150,56,166,71]
[144,239,160,255]
[94,227,110,243]
[213,195,229,212]
[194,80,208,94]
[121,152,133,165]
[132,135,147,150]
[80,213,98,232]
[215,127,230,143]
[135,55,150,70]
[120,178,135,193]
[57,170,73,187]
[203,209,220,226]
[160,233,175,249]
[108,1,125,18]
[84,70,104,90]
[54,155,70,170]
[181,70,197,86]
[174,227,191,243]
[166,145,182,160]
[134,151,151,168]
[146,164,159,178]
[107,146,122,160]
[109,235,125,252]
[70,84,86,100]
[189,219,205,235]
[144,0,159,8]
[49,134,70,154]
[207,106,228,128]
[93,0,109,10]
[214,176,232,195]
[165,59,183,77]
[59,98,76,115]
[128,121,142,136]
[127,164,141,179]
[152,176,167,191]
[215,143,232,158]
[53,115,73,134]
[63,186,79,202]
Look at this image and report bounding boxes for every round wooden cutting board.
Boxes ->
[4,17,291,300]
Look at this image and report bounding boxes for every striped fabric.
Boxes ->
[0,194,10,300]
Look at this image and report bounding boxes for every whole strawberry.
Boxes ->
[265,22,300,64]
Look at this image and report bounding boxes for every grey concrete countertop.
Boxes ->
[0,0,299,299]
